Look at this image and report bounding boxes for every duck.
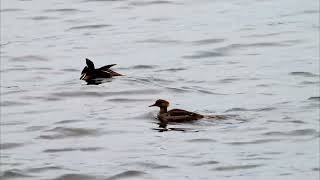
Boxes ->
[80,58,123,82]
[149,99,226,123]
[148,99,205,123]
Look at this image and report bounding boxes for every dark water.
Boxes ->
[1,0,319,179]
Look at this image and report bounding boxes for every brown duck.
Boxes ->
[80,58,123,82]
[149,99,225,123]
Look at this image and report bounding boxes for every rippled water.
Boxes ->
[1,0,319,179]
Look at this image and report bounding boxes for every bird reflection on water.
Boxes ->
[152,121,199,132]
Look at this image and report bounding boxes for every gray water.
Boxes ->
[1,0,319,179]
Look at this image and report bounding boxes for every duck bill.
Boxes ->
[80,73,86,80]
[149,104,156,107]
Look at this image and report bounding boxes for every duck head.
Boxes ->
[149,100,170,114]
[149,99,169,108]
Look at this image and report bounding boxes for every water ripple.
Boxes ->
[183,40,302,59]
[39,127,103,139]
[183,51,225,59]
[44,8,82,13]
[308,96,320,101]
[148,17,171,22]
[25,126,47,132]
[0,169,33,179]
[61,68,79,72]
[26,166,64,173]
[106,170,146,180]
[107,98,152,103]
[67,24,111,31]
[226,139,281,145]
[192,38,225,45]
[85,0,124,2]
[219,78,241,84]
[186,138,217,143]
[43,147,103,153]
[121,162,174,169]
[192,160,220,166]
[213,164,263,171]
[290,71,319,77]
[243,31,296,38]
[50,89,161,98]
[54,120,83,124]
[136,39,183,45]
[280,9,319,17]
[263,129,317,137]
[0,143,24,150]
[53,174,101,180]
[119,65,158,70]
[129,1,179,6]
[10,55,49,62]
[225,107,276,112]
[156,67,187,72]
[0,8,24,12]
[216,41,301,52]
[0,101,30,107]
[28,16,57,21]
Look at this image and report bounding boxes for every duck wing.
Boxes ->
[168,109,203,117]
[105,69,123,76]
[98,64,117,71]
[86,58,95,69]
[99,64,123,76]
[159,109,204,122]
[96,70,112,78]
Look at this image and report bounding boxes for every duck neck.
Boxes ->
[159,106,168,114]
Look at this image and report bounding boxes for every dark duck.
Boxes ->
[149,99,225,123]
[80,58,123,84]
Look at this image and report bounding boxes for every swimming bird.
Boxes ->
[80,58,123,82]
[149,99,203,122]
[149,99,225,123]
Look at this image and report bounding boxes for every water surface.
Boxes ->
[1,0,319,179]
